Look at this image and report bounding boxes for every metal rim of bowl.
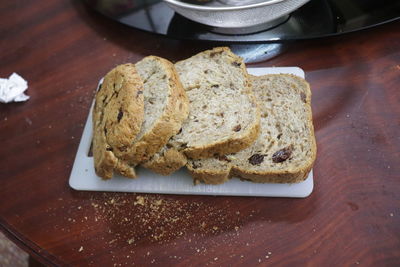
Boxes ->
[163,0,286,11]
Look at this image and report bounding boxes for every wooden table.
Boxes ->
[1,1,399,266]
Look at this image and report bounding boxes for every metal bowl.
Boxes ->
[163,0,311,28]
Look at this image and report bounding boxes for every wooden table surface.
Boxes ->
[1,1,399,266]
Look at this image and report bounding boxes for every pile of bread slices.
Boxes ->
[92,47,316,185]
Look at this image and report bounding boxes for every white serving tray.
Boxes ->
[69,67,313,197]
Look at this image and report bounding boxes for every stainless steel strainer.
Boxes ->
[163,0,311,29]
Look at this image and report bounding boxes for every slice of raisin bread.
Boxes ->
[93,64,144,179]
[121,56,189,165]
[143,47,260,175]
[187,74,317,184]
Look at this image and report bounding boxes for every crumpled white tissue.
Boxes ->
[0,73,30,103]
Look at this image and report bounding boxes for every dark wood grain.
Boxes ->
[1,1,399,266]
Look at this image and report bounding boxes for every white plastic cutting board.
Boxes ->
[69,67,313,197]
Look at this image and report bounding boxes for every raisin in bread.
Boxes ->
[187,74,317,184]
[143,47,260,175]
[93,64,144,179]
[122,56,189,165]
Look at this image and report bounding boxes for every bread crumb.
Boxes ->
[134,196,145,206]
[87,192,245,250]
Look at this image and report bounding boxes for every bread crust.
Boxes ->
[93,64,144,179]
[142,148,188,176]
[187,74,317,184]
[127,56,189,165]
[188,165,230,185]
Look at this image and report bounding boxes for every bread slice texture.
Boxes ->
[187,74,317,184]
[93,64,145,179]
[143,47,260,175]
[118,56,190,166]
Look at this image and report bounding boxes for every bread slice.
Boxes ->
[120,56,190,165]
[93,64,145,179]
[187,74,317,184]
[143,47,260,175]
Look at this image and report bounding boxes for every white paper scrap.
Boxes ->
[0,73,29,103]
